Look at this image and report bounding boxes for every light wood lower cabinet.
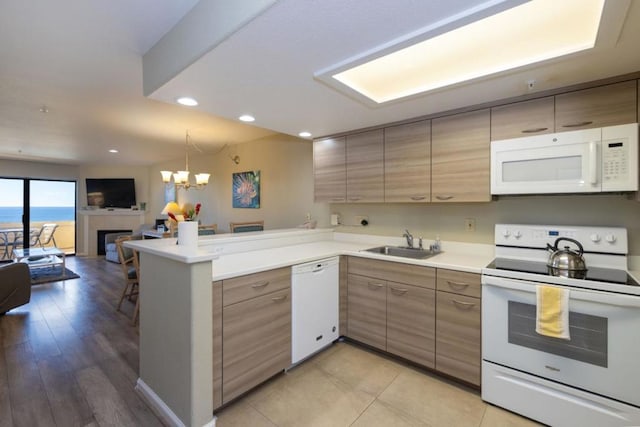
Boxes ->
[221,286,291,404]
[347,273,387,350]
[435,269,481,386]
[347,257,436,368]
[212,280,223,409]
[387,281,435,367]
[347,257,480,385]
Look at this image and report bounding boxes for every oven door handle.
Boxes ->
[483,277,640,308]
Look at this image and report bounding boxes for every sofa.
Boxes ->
[0,262,31,314]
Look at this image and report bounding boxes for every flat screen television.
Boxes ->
[86,178,136,209]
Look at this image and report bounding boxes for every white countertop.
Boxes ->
[126,228,494,280]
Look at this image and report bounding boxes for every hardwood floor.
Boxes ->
[0,257,162,427]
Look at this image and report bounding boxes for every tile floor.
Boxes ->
[214,342,544,427]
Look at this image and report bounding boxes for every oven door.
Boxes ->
[482,275,640,407]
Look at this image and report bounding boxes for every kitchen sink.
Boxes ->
[363,245,440,260]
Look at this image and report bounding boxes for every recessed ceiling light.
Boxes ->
[239,114,255,122]
[326,0,607,104]
[177,97,198,106]
[109,149,119,153]
[298,131,312,138]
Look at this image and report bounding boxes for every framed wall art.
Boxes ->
[232,170,260,208]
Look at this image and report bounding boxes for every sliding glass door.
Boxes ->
[0,178,25,260]
[0,177,76,260]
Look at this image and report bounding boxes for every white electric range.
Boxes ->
[481,224,640,427]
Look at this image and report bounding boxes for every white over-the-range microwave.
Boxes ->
[491,123,639,195]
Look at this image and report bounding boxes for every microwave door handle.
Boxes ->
[589,141,598,186]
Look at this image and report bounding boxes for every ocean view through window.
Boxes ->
[0,178,76,258]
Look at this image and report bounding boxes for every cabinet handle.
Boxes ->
[330,198,345,202]
[410,196,426,201]
[251,281,269,289]
[561,121,593,128]
[452,299,476,310]
[271,295,288,302]
[390,286,408,295]
[367,282,384,290]
[348,197,362,201]
[521,127,548,133]
[447,281,469,290]
[435,195,453,200]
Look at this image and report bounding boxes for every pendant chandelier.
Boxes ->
[161,131,210,190]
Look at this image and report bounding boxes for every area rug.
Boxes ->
[30,266,80,285]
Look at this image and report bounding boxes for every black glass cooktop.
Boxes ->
[487,258,640,287]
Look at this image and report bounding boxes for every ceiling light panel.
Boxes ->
[329,0,605,104]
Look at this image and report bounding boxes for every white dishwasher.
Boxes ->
[291,257,340,364]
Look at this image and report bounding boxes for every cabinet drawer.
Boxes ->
[348,257,435,289]
[436,269,481,298]
[347,273,387,350]
[223,267,290,306]
[387,281,435,368]
[435,292,481,386]
[222,288,291,403]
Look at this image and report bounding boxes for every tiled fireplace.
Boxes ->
[78,210,146,256]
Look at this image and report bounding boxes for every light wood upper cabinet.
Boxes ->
[346,129,384,202]
[555,80,637,131]
[384,120,431,202]
[432,109,491,202]
[491,97,555,141]
[313,136,346,202]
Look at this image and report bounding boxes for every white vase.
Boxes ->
[177,221,198,250]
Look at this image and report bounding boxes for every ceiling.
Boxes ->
[2,0,640,167]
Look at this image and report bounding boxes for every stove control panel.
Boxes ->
[495,224,628,254]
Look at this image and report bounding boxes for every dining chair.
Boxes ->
[115,235,139,324]
[198,224,218,236]
[229,221,264,233]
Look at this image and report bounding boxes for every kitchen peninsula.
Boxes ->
[126,228,493,427]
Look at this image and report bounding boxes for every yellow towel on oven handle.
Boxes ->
[535,285,570,340]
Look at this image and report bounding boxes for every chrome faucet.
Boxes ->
[403,229,414,248]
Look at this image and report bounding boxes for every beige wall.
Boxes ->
[150,134,330,233]
[332,194,640,254]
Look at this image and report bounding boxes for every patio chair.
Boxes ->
[11,223,58,253]
[33,223,59,248]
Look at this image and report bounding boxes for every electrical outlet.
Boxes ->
[355,215,369,226]
[464,218,476,232]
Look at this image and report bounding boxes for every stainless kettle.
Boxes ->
[546,237,588,279]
